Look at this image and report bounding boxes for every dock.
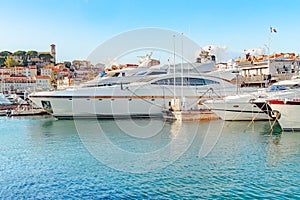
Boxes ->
[0,105,49,117]
[163,109,220,121]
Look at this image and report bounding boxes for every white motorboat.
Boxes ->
[203,93,271,121]
[203,79,300,121]
[0,93,12,105]
[29,73,240,119]
[268,90,300,131]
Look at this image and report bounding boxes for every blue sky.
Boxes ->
[0,0,299,63]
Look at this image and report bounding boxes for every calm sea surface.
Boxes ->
[0,116,299,199]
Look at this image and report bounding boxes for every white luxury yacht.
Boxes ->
[29,72,242,119]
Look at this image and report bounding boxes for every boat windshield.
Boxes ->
[269,85,287,91]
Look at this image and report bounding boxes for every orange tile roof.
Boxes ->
[4,77,28,81]
[35,75,51,79]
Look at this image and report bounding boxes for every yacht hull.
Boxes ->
[204,94,271,121]
[29,86,222,119]
[205,101,270,121]
[31,96,167,119]
[269,100,300,131]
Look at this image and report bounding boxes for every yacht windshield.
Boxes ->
[269,85,287,91]
[134,71,147,76]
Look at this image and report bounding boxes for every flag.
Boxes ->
[270,27,277,33]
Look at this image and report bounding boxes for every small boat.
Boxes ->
[0,106,49,117]
[268,96,300,131]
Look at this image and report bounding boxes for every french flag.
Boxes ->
[270,27,277,33]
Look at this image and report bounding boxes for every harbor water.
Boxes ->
[0,116,299,199]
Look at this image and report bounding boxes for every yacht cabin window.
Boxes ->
[151,77,219,86]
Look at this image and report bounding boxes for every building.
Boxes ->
[0,68,11,79]
[40,65,53,76]
[236,53,300,77]
[25,66,37,78]
[2,76,35,92]
[34,75,51,90]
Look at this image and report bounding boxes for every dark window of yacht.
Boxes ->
[188,78,205,86]
[151,77,219,86]
[152,78,170,85]
[204,79,219,85]
[113,73,120,77]
[152,77,205,86]
[147,71,167,76]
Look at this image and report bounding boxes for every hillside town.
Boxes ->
[0,44,104,93]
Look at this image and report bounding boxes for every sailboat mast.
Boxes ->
[173,35,176,100]
[181,33,184,100]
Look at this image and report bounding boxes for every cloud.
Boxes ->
[243,47,265,56]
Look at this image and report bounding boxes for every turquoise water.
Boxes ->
[0,116,299,199]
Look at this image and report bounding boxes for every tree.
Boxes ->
[25,50,37,66]
[0,51,12,57]
[14,50,27,66]
[39,53,53,62]
[26,50,38,57]
[50,71,58,89]
[4,56,19,68]
[64,61,71,68]
[13,50,26,57]
[0,57,5,66]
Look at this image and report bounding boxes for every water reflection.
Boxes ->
[30,118,300,174]
[74,118,202,173]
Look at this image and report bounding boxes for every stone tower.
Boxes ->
[50,44,56,64]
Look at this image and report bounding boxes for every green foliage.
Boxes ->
[39,53,53,62]
[4,56,19,68]
[13,50,26,56]
[0,51,12,57]
[0,57,5,66]
[26,50,38,57]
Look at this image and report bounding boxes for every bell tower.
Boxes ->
[50,44,56,64]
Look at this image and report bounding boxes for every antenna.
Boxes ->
[167,58,171,74]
